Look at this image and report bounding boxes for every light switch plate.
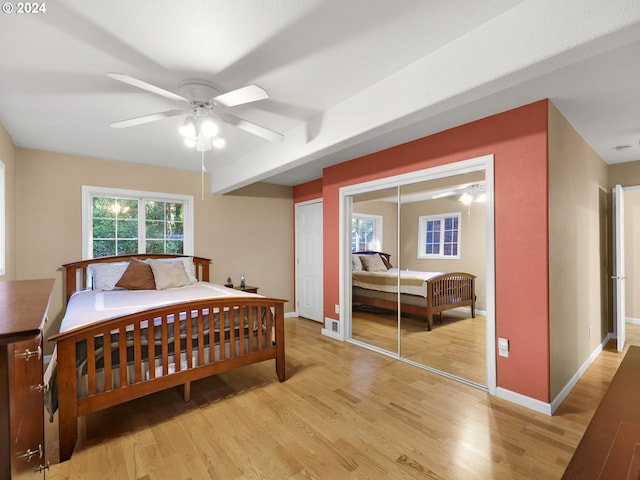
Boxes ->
[498,337,509,357]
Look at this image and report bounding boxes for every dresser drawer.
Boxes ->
[9,335,45,478]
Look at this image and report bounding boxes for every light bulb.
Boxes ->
[212,138,226,149]
[459,192,472,204]
[179,117,197,139]
[199,118,218,137]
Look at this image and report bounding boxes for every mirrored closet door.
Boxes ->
[347,165,489,387]
[350,186,399,354]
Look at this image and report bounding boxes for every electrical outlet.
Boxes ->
[589,325,592,338]
[498,337,509,357]
[335,304,340,314]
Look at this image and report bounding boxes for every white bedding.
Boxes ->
[352,268,442,297]
[60,282,258,334]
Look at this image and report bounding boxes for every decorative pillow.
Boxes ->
[115,258,156,290]
[89,261,129,291]
[351,254,363,271]
[379,253,393,269]
[359,254,388,272]
[147,257,198,283]
[146,258,193,290]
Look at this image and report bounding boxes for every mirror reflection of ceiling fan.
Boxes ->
[107,73,284,151]
[429,183,487,204]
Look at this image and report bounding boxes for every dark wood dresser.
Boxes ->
[0,279,54,480]
[563,345,640,479]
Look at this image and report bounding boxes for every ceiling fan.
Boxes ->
[107,73,284,147]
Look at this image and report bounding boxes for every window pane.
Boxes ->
[118,199,138,219]
[166,240,183,254]
[93,240,115,257]
[146,240,165,254]
[93,219,115,239]
[145,201,165,220]
[146,220,165,238]
[118,219,138,238]
[117,240,138,255]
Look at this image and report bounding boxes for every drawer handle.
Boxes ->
[16,345,41,362]
[17,444,43,462]
[30,383,48,393]
[34,461,50,473]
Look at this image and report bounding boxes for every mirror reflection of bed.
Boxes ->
[349,172,487,387]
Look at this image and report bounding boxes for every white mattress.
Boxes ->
[352,268,441,297]
[60,282,258,334]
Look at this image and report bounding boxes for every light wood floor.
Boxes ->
[352,308,486,384]
[46,320,640,480]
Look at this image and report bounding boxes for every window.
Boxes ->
[351,214,382,252]
[82,186,194,259]
[0,161,4,275]
[417,212,461,259]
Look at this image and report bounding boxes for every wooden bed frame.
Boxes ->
[352,252,476,330]
[49,254,286,462]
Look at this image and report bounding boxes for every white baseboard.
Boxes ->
[284,312,298,319]
[496,387,553,415]
[548,333,611,415]
[321,317,344,341]
[627,317,640,325]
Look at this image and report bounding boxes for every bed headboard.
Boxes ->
[62,254,211,303]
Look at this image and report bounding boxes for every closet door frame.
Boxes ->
[339,154,496,394]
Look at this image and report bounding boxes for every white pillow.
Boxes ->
[89,261,129,290]
[359,254,388,272]
[148,257,198,283]
[352,254,363,271]
[146,258,193,290]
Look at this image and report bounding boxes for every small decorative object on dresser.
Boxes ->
[224,276,233,288]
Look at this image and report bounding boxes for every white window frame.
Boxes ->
[351,213,383,252]
[82,185,194,259]
[0,161,4,276]
[417,212,461,260]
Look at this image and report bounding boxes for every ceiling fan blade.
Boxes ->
[220,113,284,142]
[107,73,187,102]
[212,85,268,108]
[110,109,185,128]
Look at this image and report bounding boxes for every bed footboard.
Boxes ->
[426,272,476,330]
[50,296,286,462]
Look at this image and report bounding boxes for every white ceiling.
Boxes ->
[1,0,639,194]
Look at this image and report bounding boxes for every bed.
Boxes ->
[47,254,286,462]
[351,251,476,330]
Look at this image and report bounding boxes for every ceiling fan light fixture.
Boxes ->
[459,192,472,204]
[199,117,218,137]
[183,138,196,148]
[179,116,197,139]
[475,192,487,203]
[212,138,226,149]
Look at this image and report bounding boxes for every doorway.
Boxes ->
[340,155,496,392]
[295,200,324,322]
[613,185,640,352]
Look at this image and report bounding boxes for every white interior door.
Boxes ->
[613,184,626,352]
[296,200,324,322]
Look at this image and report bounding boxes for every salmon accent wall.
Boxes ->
[293,100,550,403]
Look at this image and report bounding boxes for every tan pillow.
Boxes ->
[359,254,388,272]
[147,257,193,290]
[115,258,156,290]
